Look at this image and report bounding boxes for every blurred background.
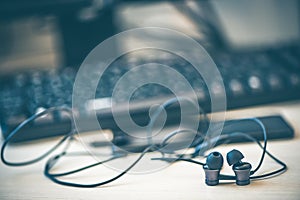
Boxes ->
[0,0,299,71]
[0,0,299,143]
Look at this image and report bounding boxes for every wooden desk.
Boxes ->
[1,102,300,200]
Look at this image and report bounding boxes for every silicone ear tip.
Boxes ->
[206,152,224,170]
[227,149,244,166]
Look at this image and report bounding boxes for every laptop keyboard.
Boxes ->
[1,45,300,142]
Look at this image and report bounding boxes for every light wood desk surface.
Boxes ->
[1,102,300,200]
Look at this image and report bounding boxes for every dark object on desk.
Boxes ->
[217,115,295,143]
[89,115,294,153]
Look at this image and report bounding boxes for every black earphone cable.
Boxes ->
[44,145,154,188]
[46,153,126,177]
[1,107,75,166]
[247,118,267,174]
[0,103,287,187]
[195,118,267,174]
[229,132,287,180]
[152,157,206,166]
[151,128,286,182]
[146,97,208,146]
[217,132,286,181]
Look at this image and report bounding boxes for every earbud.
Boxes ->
[227,149,252,186]
[203,152,223,186]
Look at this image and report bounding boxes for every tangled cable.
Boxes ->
[0,98,287,187]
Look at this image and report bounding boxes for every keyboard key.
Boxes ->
[229,79,244,95]
[211,81,224,96]
[267,74,283,90]
[248,75,263,92]
[290,73,300,87]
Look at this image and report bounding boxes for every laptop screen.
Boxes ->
[211,0,300,50]
[115,0,300,51]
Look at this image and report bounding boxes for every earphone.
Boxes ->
[147,102,287,187]
[0,98,288,188]
[203,151,224,186]
[227,149,252,185]
[204,150,252,186]
[154,130,287,187]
